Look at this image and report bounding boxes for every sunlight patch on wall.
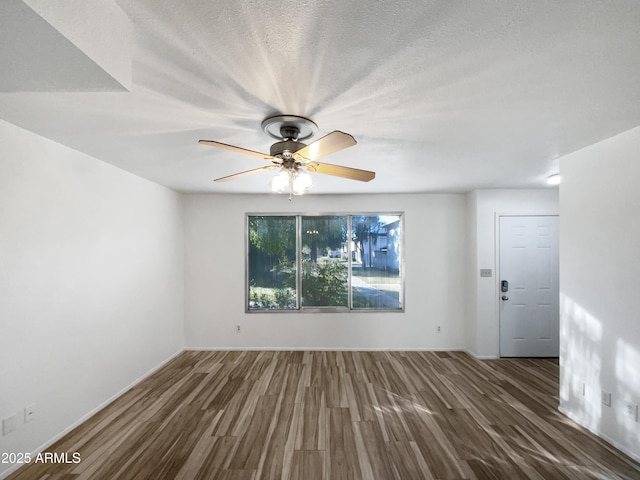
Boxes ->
[559,293,603,431]
[615,339,640,449]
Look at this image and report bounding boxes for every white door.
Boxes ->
[499,215,559,357]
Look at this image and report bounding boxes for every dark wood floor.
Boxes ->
[8,350,640,479]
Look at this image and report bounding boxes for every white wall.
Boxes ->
[0,120,184,477]
[184,193,466,350]
[559,126,640,461]
[466,189,559,358]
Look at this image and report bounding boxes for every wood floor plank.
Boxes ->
[262,357,289,397]
[326,408,362,480]
[405,398,471,479]
[297,387,325,450]
[345,372,376,423]
[289,450,324,480]
[7,351,640,480]
[221,469,255,480]
[173,410,223,480]
[193,436,237,480]
[353,420,396,480]
[256,400,296,480]
[368,385,413,443]
[386,440,434,480]
[211,378,256,437]
[228,395,278,470]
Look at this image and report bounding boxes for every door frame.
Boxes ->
[495,212,559,358]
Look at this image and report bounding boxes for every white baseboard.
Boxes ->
[0,348,185,480]
[463,349,499,360]
[185,346,466,352]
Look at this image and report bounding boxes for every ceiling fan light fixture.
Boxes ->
[292,170,313,195]
[200,115,373,195]
[270,170,290,193]
[270,168,313,199]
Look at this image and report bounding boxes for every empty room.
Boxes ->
[1,1,639,479]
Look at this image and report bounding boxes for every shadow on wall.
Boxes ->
[560,293,640,457]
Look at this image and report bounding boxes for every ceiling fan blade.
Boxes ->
[294,131,356,161]
[306,162,375,182]
[214,165,280,182]
[199,140,275,160]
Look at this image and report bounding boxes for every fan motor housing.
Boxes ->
[270,140,305,158]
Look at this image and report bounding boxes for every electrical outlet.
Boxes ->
[601,391,612,407]
[436,325,441,333]
[625,403,638,422]
[2,414,17,436]
[236,325,241,333]
[24,403,35,423]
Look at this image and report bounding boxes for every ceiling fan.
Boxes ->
[198,115,375,199]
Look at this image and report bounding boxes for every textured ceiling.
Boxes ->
[2,0,640,194]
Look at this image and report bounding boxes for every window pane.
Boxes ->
[351,215,402,309]
[248,216,297,309]
[301,216,348,307]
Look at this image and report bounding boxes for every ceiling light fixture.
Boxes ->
[270,163,313,200]
[547,174,561,185]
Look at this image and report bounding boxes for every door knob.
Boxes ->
[501,295,509,301]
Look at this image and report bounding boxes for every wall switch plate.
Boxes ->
[625,403,638,422]
[480,269,492,277]
[601,391,612,407]
[24,403,35,423]
[2,415,17,436]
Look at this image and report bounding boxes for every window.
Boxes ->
[247,214,403,312]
